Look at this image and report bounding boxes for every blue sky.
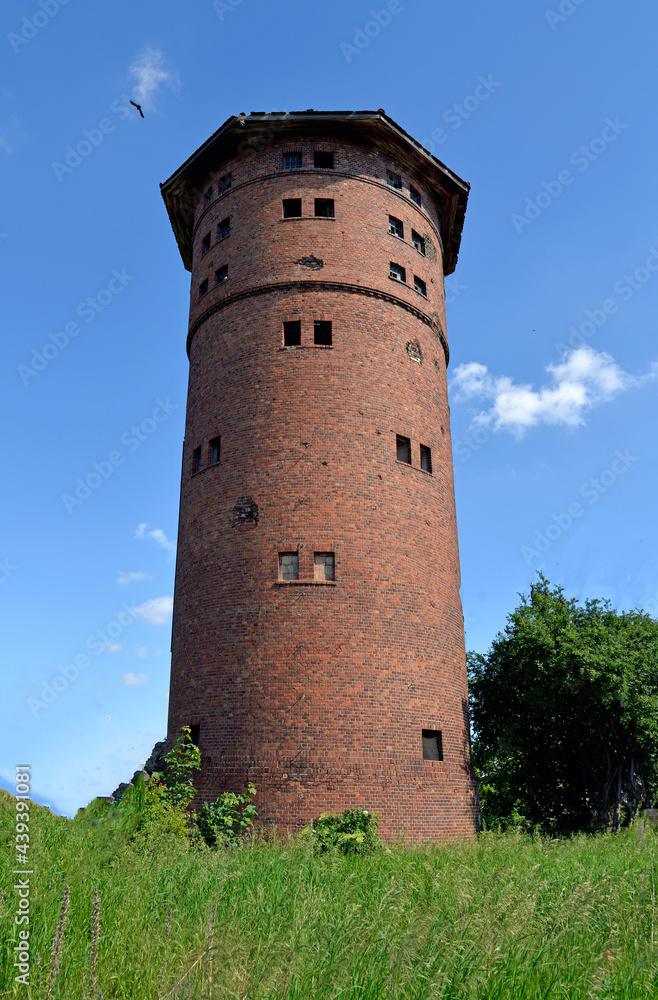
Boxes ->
[2,0,657,817]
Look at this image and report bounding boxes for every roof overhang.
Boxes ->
[160,110,470,275]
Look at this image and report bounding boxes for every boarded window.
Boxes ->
[396,435,412,464]
[314,552,335,582]
[279,552,299,581]
[422,729,443,760]
[284,321,301,346]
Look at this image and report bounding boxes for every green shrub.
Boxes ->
[153,725,201,810]
[311,807,379,854]
[116,774,189,840]
[196,783,257,847]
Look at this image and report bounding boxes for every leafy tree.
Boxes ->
[469,574,658,832]
[153,726,201,811]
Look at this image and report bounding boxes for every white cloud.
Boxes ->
[451,346,658,437]
[134,645,149,658]
[129,47,181,112]
[132,596,174,625]
[124,673,149,686]
[135,523,175,552]
[117,570,152,585]
[101,641,122,653]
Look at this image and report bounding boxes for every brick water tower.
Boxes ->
[161,110,478,840]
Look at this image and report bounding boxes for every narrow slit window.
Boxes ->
[314,151,334,169]
[420,445,432,474]
[189,724,200,747]
[283,321,301,347]
[283,198,302,218]
[389,215,404,238]
[218,217,231,240]
[411,230,425,255]
[192,447,201,473]
[409,186,421,207]
[387,171,402,189]
[216,265,228,284]
[283,153,302,170]
[390,262,406,283]
[201,232,211,256]
[315,198,334,218]
[314,321,332,346]
[414,275,427,297]
[209,436,221,464]
[204,188,213,204]
[396,435,412,464]
[279,552,299,581]
[218,174,232,194]
[314,552,335,582]
[422,729,443,761]
[199,278,208,298]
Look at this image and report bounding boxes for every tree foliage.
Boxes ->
[469,574,658,832]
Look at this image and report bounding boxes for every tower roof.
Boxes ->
[160,109,469,275]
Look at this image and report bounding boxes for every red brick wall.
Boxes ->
[167,130,479,841]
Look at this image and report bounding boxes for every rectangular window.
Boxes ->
[388,215,404,238]
[283,320,301,347]
[409,186,421,207]
[199,278,208,297]
[279,552,299,581]
[390,262,406,283]
[215,265,228,284]
[387,171,402,189]
[218,217,230,240]
[422,729,443,761]
[314,320,332,346]
[314,151,334,169]
[210,436,221,464]
[189,724,200,747]
[420,445,432,474]
[314,552,335,582]
[192,447,201,473]
[283,198,302,218]
[396,435,412,464]
[204,188,213,204]
[283,153,302,170]
[315,198,334,218]
[218,174,232,194]
[414,275,427,297]
[411,230,425,255]
[201,232,211,256]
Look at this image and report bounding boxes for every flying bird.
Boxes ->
[130,100,144,118]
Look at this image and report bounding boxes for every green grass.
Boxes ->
[1,790,656,998]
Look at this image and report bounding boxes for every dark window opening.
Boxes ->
[314,552,335,581]
[283,320,301,347]
[389,215,404,238]
[218,174,232,194]
[412,230,425,255]
[199,278,208,298]
[396,435,412,464]
[279,552,299,581]
[192,447,201,473]
[315,198,334,218]
[218,217,231,240]
[390,262,406,283]
[189,724,200,747]
[216,265,228,284]
[283,153,302,170]
[210,436,221,464]
[414,275,427,297]
[201,232,211,256]
[283,198,302,218]
[387,171,402,189]
[314,151,334,169]
[422,729,443,761]
[420,445,432,474]
[409,186,421,206]
[314,320,332,346]
[204,188,213,204]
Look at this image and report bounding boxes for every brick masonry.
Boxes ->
[162,112,479,841]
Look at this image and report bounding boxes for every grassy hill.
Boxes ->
[1,789,656,998]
